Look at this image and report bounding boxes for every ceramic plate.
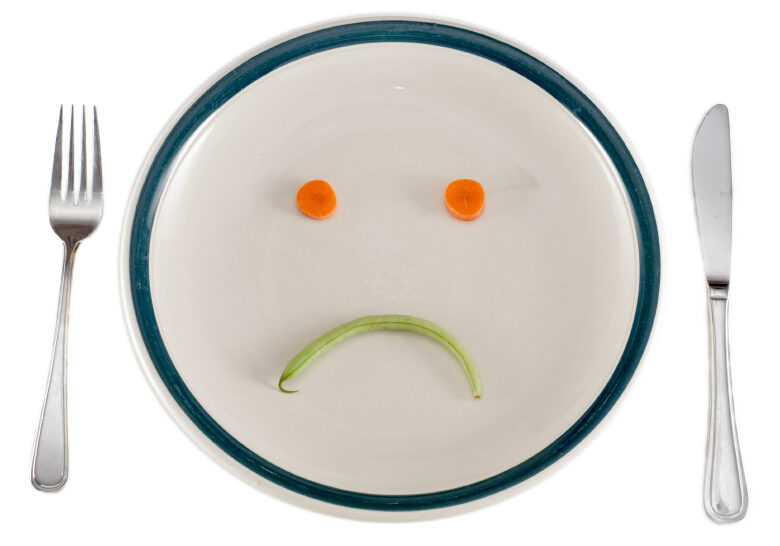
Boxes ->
[121,17,660,518]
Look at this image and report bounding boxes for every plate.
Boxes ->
[121,17,660,518]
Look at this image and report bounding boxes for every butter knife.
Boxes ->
[692,104,748,523]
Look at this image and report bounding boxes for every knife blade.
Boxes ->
[693,104,732,285]
[692,104,747,523]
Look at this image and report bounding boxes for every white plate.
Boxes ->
[121,17,660,519]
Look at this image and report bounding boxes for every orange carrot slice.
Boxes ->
[445,179,484,221]
[297,180,337,219]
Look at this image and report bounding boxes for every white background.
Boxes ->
[1,0,777,543]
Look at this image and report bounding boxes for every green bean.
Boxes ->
[278,315,482,399]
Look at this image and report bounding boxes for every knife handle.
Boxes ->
[704,284,747,523]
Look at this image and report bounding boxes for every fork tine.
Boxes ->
[66,105,74,199]
[79,106,87,203]
[50,105,63,196]
[92,106,102,198]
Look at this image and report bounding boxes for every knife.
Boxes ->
[692,104,748,523]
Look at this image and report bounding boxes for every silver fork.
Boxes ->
[31,105,103,491]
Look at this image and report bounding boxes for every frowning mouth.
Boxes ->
[277,314,482,399]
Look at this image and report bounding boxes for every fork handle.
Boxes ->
[32,240,79,491]
[704,284,748,522]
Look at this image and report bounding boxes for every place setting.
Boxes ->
[28,16,747,523]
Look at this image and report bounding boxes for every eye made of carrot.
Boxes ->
[297,180,337,219]
[445,179,484,221]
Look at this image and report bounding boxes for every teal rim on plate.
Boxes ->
[128,19,660,511]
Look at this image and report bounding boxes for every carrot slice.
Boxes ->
[445,179,484,221]
[297,180,337,219]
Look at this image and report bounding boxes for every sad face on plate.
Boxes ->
[147,41,641,493]
[281,177,487,398]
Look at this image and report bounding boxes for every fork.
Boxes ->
[31,105,103,491]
